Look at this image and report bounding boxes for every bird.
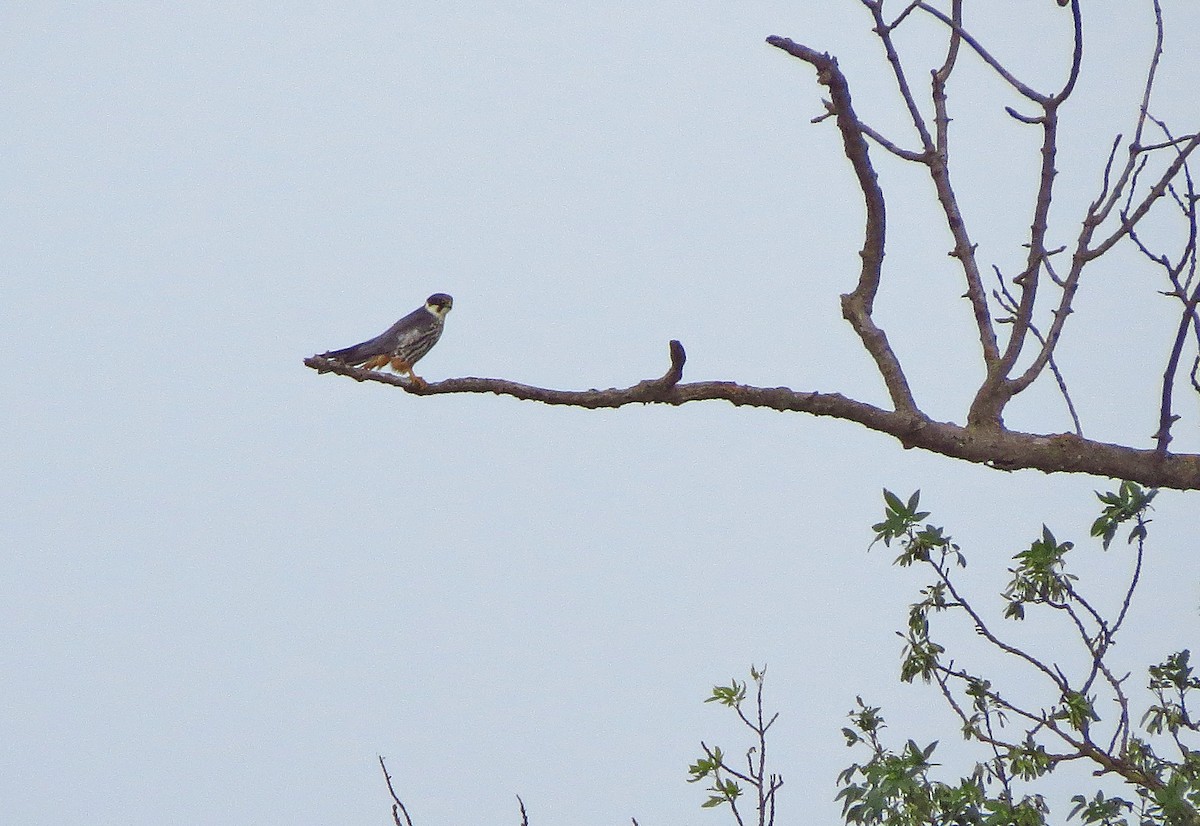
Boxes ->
[318,293,453,387]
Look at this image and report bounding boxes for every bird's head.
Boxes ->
[425,293,453,319]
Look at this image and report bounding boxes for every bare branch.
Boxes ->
[312,9,1200,491]
[863,2,936,150]
[883,0,924,32]
[969,95,1067,424]
[1036,336,1082,438]
[1133,119,1200,454]
[766,36,919,415]
[1042,246,1068,287]
[897,0,1006,377]
[1132,0,1166,151]
[764,39,883,313]
[1093,134,1124,211]
[306,351,1200,489]
[914,3,1049,103]
[1004,106,1043,125]
[1087,135,1200,260]
[966,0,1083,422]
[1051,0,1085,104]
[1141,134,1200,153]
[379,756,415,826]
[992,268,1082,437]
[1087,0,1168,229]
[858,120,926,161]
[1003,136,1199,415]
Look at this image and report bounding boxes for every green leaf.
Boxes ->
[687,756,716,781]
[706,680,746,707]
[1091,482,1157,550]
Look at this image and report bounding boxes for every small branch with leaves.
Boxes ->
[848,481,1200,825]
[688,666,783,826]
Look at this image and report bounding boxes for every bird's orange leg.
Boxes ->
[389,358,427,388]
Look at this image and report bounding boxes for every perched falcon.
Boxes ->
[318,293,453,386]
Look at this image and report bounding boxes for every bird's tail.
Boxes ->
[317,343,374,365]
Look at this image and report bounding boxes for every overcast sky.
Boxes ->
[4,3,1199,825]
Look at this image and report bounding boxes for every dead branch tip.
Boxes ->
[664,339,687,387]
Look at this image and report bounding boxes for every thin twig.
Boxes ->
[1088,135,1200,260]
[1086,0,1190,252]
[1141,134,1200,152]
[863,2,936,150]
[914,2,1049,102]
[858,120,926,161]
[701,741,756,788]
[1051,0,1085,104]
[1093,134,1124,212]
[928,557,1068,691]
[379,756,415,826]
[992,267,1083,437]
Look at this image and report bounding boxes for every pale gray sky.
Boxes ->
[4,3,1198,824]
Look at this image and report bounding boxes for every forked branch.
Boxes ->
[761,37,917,416]
[307,3,1200,491]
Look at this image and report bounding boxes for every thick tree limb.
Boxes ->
[304,343,1200,490]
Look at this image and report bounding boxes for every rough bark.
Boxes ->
[304,346,1200,491]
